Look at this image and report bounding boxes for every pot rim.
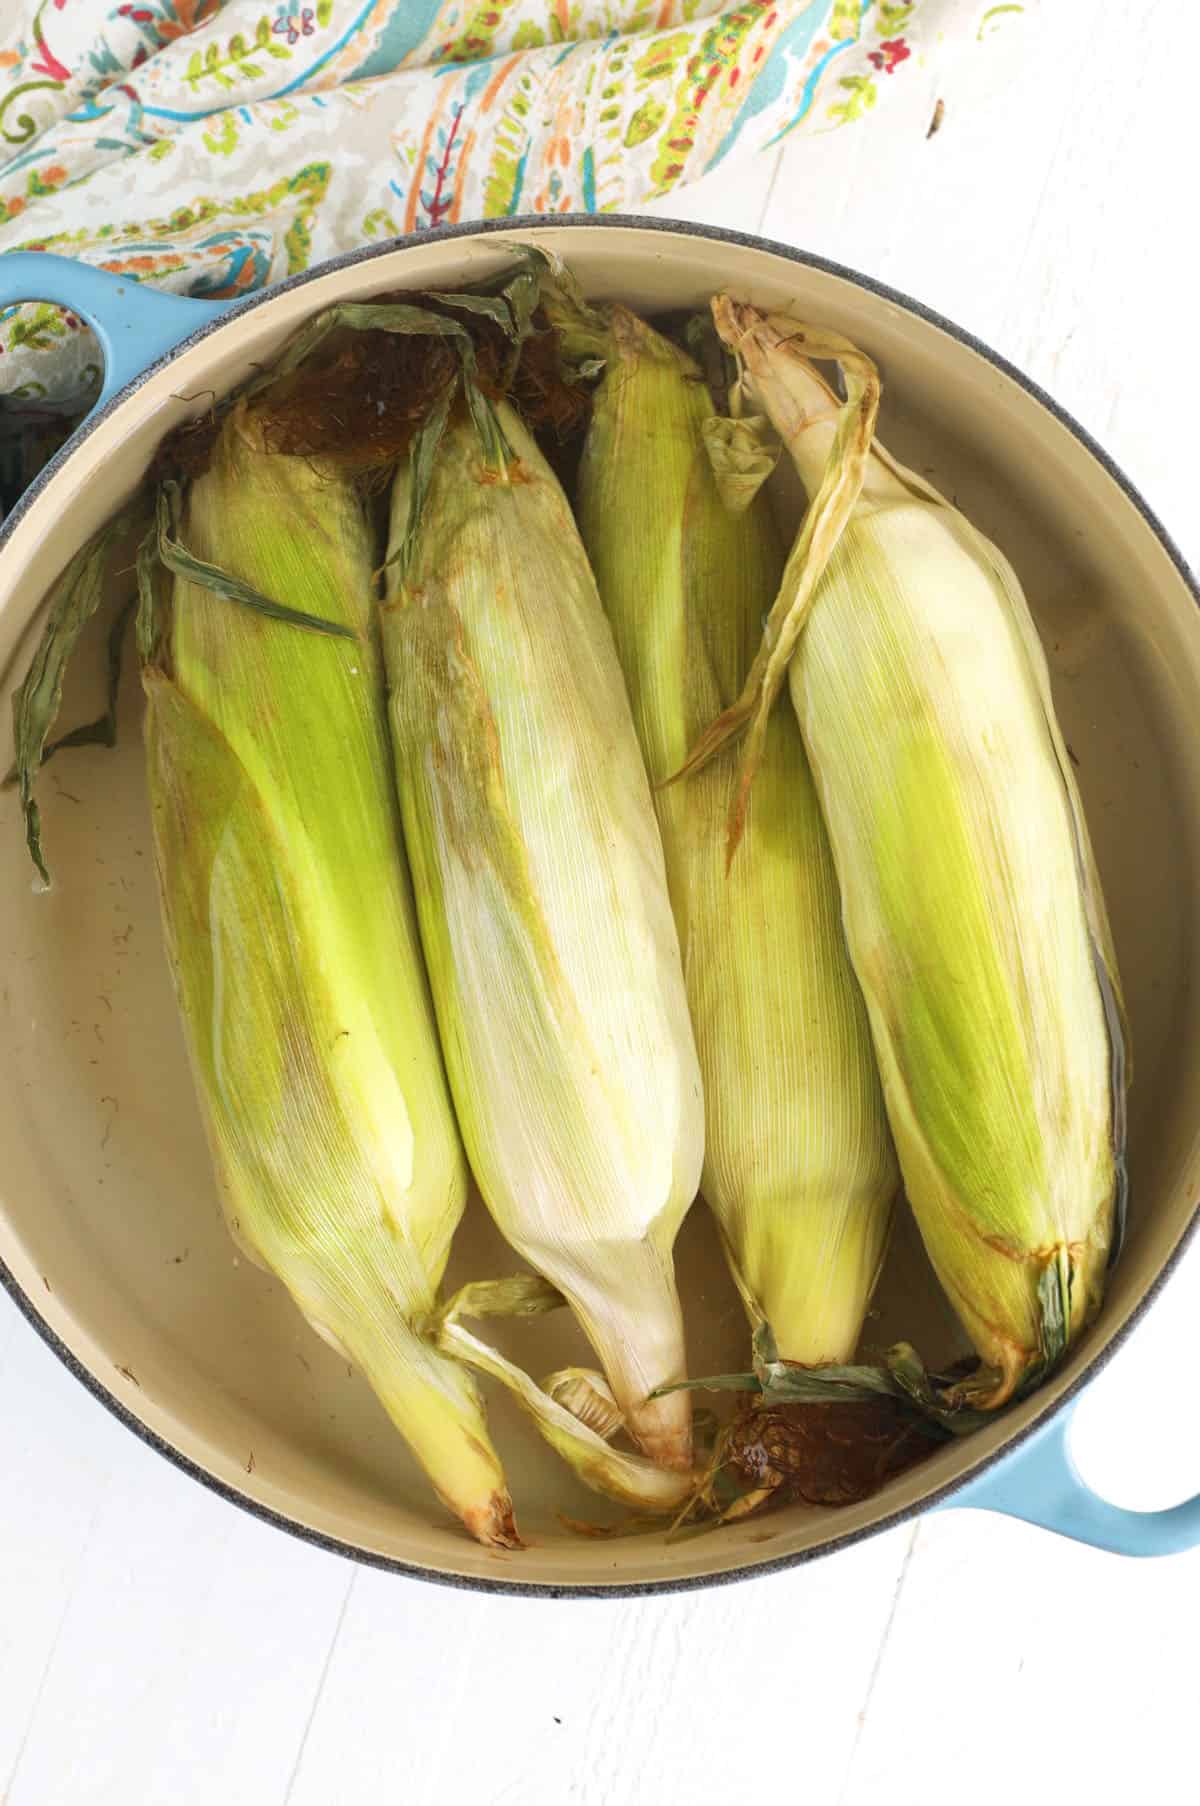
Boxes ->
[2,211,1198,1597]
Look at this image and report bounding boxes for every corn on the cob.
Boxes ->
[141,401,517,1544]
[697,300,1127,1405]
[382,393,703,1470]
[562,301,898,1367]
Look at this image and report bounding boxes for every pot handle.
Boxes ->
[937,1402,1200,1556]
[0,253,229,413]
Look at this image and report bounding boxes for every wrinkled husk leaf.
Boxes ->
[383,393,703,1472]
[700,413,780,513]
[141,402,517,1546]
[11,508,145,885]
[431,1281,694,1513]
[691,298,1127,1407]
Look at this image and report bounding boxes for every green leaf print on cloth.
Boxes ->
[0,0,996,424]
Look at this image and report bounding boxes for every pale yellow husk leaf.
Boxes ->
[712,301,1125,1404]
[383,397,703,1469]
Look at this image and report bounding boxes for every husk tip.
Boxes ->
[464,1490,523,1551]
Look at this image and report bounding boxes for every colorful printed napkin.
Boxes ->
[0,0,992,422]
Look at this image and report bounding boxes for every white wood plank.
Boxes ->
[843,1497,1200,1806]
[284,1525,915,1806]
[0,1290,123,1794]
[761,1,1199,570]
[761,3,1074,353]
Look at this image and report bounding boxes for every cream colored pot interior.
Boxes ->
[1,224,1198,1590]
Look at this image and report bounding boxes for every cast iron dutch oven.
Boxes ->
[2,220,1199,1593]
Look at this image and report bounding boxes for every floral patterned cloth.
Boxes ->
[0,0,983,414]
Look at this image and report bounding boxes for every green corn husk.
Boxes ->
[382,393,704,1472]
[690,298,1128,1407]
[557,298,899,1368]
[141,401,518,1545]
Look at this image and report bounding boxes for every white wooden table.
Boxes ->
[3,6,1197,1799]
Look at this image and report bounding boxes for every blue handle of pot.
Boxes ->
[0,252,229,412]
[940,1402,1200,1555]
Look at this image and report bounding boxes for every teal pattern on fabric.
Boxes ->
[0,0,998,419]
